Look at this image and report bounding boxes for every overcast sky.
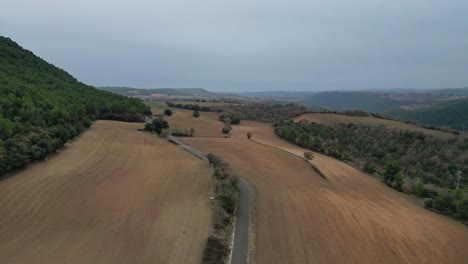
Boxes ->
[1,0,467,92]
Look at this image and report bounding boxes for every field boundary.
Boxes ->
[250,138,327,181]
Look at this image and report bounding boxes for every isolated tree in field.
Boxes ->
[303,151,314,161]
[164,109,173,116]
[193,110,200,118]
[190,128,195,137]
[152,117,169,134]
[246,132,252,139]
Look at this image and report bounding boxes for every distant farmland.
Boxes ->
[294,113,457,138]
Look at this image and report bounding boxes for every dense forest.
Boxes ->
[274,119,468,220]
[219,103,307,123]
[389,98,468,131]
[0,37,151,175]
[165,101,211,111]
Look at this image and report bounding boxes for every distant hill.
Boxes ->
[239,91,318,99]
[302,89,468,131]
[303,91,402,113]
[0,36,150,175]
[388,98,468,131]
[98,86,215,97]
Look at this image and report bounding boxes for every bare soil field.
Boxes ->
[162,110,225,138]
[168,113,468,263]
[0,120,210,264]
[294,113,456,138]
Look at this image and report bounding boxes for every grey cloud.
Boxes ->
[1,0,467,92]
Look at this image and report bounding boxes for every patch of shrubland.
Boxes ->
[202,153,239,264]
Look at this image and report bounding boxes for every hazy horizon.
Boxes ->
[1,0,467,92]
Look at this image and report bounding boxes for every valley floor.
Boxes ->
[169,109,468,264]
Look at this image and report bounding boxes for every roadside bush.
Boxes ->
[193,110,200,118]
[160,129,169,137]
[203,153,239,263]
[219,194,236,215]
[152,117,169,134]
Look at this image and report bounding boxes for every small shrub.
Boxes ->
[433,192,456,213]
[363,162,376,174]
[222,125,232,134]
[401,180,413,194]
[413,183,428,197]
[424,198,434,208]
[193,110,200,118]
[303,151,314,160]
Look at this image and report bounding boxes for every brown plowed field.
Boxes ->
[294,113,456,138]
[162,110,225,138]
[173,114,468,263]
[0,120,210,264]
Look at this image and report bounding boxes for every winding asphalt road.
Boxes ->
[145,116,250,264]
[231,179,250,264]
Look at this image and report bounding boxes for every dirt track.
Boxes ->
[174,114,468,263]
[0,120,210,264]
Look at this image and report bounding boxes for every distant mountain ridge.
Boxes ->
[98,86,215,97]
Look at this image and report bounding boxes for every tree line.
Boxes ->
[0,37,150,176]
[274,119,468,221]
[165,101,211,111]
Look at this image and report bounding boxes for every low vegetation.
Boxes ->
[0,37,150,176]
[274,119,468,221]
[166,101,211,111]
[203,154,239,264]
[219,113,240,125]
[171,127,195,137]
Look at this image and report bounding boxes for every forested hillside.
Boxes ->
[0,37,151,175]
[274,119,468,221]
[389,98,468,131]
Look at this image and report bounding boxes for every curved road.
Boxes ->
[145,116,250,264]
[167,135,250,264]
